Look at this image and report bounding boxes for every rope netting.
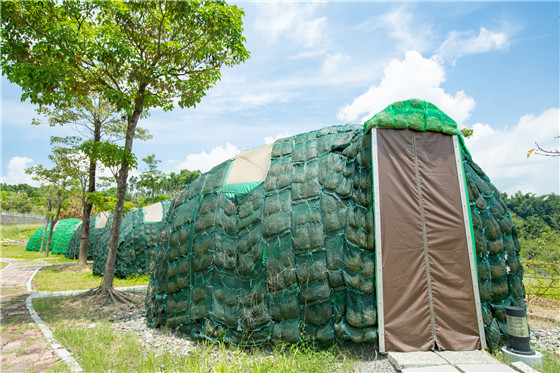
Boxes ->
[145,112,525,351]
[93,200,172,278]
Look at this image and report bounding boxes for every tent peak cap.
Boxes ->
[363,99,460,137]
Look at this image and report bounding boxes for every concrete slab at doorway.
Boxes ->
[402,365,460,373]
[387,351,448,370]
[456,363,517,373]
[436,350,501,365]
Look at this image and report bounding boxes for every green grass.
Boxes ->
[33,296,355,373]
[0,244,74,263]
[492,345,560,373]
[541,350,560,373]
[33,265,150,291]
[1,224,44,241]
[0,261,8,270]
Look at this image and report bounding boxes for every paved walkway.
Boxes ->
[0,258,61,372]
[387,350,525,372]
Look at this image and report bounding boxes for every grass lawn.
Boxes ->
[1,224,44,241]
[33,265,150,291]
[0,261,8,270]
[0,244,74,263]
[33,296,356,373]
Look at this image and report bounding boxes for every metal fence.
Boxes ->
[523,261,560,301]
[0,212,45,226]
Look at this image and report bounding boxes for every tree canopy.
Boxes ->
[1,1,250,113]
[1,0,249,300]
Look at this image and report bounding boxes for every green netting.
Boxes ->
[223,181,264,200]
[50,218,81,255]
[65,222,81,259]
[26,218,81,254]
[66,216,100,260]
[146,101,525,351]
[363,99,470,156]
[93,200,172,278]
[26,223,52,252]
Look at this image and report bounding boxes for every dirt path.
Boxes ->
[1,258,61,372]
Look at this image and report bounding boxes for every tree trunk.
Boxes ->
[78,119,101,265]
[101,85,146,292]
[40,198,53,252]
[45,191,63,257]
[40,218,49,253]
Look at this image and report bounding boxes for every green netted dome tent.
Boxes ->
[26,223,52,252]
[26,218,81,254]
[65,211,113,260]
[93,200,172,278]
[146,99,525,353]
[65,219,98,261]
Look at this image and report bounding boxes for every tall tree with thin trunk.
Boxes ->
[26,164,73,257]
[2,1,250,303]
[34,96,150,265]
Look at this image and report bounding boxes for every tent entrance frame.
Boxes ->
[371,128,486,353]
[452,135,487,350]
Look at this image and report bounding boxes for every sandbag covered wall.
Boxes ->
[93,200,172,278]
[146,99,526,350]
[88,212,114,267]
[65,222,82,259]
[147,123,376,347]
[65,218,98,260]
[463,151,525,351]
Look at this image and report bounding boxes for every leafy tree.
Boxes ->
[505,192,560,263]
[2,0,249,302]
[164,169,202,196]
[33,95,150,266]
[129,154,168,206]
[0,183,43,214]
[460,128,474,139]
[26,162,74,257]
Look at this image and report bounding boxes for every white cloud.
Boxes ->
[322,53,352,74]
[2,156,39,186]
[265,132,291,145]
[435,27,509,63]
[254,3,327,49]
[337,51,475,124]
[356,6,433,53]
[465,108,559,195]
[171,143,240,173]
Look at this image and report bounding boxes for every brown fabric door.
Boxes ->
[376,128,481,352]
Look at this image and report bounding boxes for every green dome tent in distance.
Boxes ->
[26,218,81,255]
[145,99,523,353]
[93,200,172,278]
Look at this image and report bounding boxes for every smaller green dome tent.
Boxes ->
[26,218,81,254]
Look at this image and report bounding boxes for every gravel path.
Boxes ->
[109,303,560,372]
[110,306,397,372]
[531,327,560,356]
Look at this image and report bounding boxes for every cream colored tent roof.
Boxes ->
[143,201,164,223]
[225,143,273,185]
[95,211,110,228]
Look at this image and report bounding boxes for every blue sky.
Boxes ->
[2,1,559,195]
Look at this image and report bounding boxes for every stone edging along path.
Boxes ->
[25,262,147,372]
[0,260,13,272]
